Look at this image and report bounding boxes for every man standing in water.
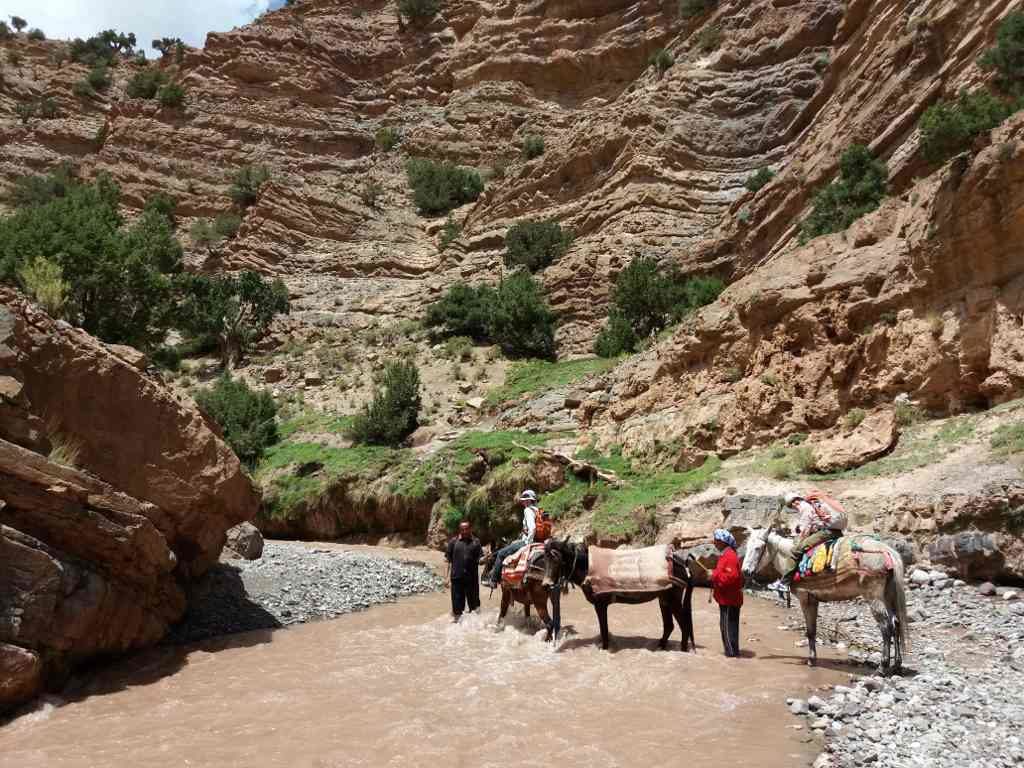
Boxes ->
[446,521,483,622]
[483,490,540,589]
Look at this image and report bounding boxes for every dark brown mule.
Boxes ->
[480,548,557,641]
[542,539,695,651]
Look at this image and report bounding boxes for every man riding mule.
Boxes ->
[742,523,909,674]
[483,490,551,589]
[781,490,847,586]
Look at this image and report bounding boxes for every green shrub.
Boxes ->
[87,62,111,90]
[745,167,775,192]
[991,422,1024,455]
[504,219,572,272]
[649,48,674,74]
[679,0,715,19]
[799,144,887,244]
[152,37,185,59]
[695,24,721,53]
[347,359,421,446]
[405,157,483,216]
[593,311,637,358]
[27,28,45,41]
[894,401,922,426]
[8,51,22,67]
[489,271,557,360]
[522,135,545,159]
[18,256,67,317]
[443,335,474,361]
[424,282,495,342]
[440,214,460,250]
[69,30,135,65]
[398,0,440,24]
[0,173,182,350]
[918,91,1014,165]
[979,11,1024,92]
[176,271,290,367]
[195,375,279,469]
[9,163,75,207]
[190,219,217,248]
[73,80,96,99]
[127,68,167,99]
[375,126,400,152]
[158,82,186,108]
[0,21,10,40]
[844,408,866,429]
[213,213,242,239]
[229,165,271,209]
[594,257,725,355]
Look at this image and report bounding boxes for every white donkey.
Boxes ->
[742,528,910,674]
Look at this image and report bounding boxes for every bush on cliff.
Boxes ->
[918,91,1015,165]
[175,270,290,368]
[799,144,887,244]
[126,68,167,99]
[398,0,441,26]
[69,30,136,64]
[196,375,280,469]
[347,359,422,446]
[0,171,183,349]
[745,167,775,192]
[504,218,572,272]
[980,11,1024,93]
[594,257,724,356]
[229,164,271,209]
[424,274,558,359]
[17,256,67,318]
[405,158,483,216]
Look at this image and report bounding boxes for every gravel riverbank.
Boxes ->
[165,541,444,644]
[775,578,1024,768]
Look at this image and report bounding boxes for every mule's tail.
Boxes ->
[890,556,911,655]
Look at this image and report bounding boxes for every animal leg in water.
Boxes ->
[497,588,512,626]
[658,596,673,650]
[532,586,554,642]
[670,592,694,652]
[595,601,611,650]
[870,598,892,674]
[798,591,819,666]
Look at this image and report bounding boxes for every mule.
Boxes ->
[541,539,695,652]
[742,528,910,674]
[480,547,557,641]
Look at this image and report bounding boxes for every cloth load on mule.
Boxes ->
[794,534,896,582]
[501,543,547,587]
[586,544,681,596]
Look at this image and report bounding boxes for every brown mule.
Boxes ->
[480,548,557,641]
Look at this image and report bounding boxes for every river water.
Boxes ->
[0,551,851,768]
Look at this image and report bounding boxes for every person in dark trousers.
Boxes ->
[710,529,743,657]
[446,521,483,622]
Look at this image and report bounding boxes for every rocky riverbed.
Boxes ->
[165,541,443,644]
[777,575,1024,768]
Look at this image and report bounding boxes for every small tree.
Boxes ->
[918,91,1013,165]
[799,145,887,244]
[522,135,545,159]
[405,158,483,216]
[195,375,279,469]
[176,271,290,367]
[127,68,167,99]
[27,28,45,41]
[229,165,271,209]
[593,310,636,358]
[10,16,27,33]
[347,359,421,446]
[152,37,185,58]
[18,256,67,317]
[0,21,11,40]
[504,218,572,272]
[213,213,242,239]
[649,48,674,75]
[87,62,111,90]
[489,271,557,360]
[158,82,186,108]
[745,167,775,192]
[397,0,440,27]
[424,282,495,341]
[143,192,178,223]
[375,126,400,151]
[979,10,1024,93]
[440,214,460,250]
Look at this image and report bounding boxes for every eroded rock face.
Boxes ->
[0,290,261,714]
[0,290,260,576]
[811,410,899,473]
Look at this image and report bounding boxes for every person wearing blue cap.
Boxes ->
[711,528,743,658]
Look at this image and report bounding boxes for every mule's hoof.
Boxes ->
[807,658,817,667]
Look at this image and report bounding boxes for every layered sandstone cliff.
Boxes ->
[0,290,260,714]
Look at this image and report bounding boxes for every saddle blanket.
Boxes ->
[501,543,546,587]
[586,544,674,596]
[794,534,895,582]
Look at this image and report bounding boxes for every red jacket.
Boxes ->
[711,547,744,607]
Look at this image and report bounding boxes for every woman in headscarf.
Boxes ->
[710,529,743,658]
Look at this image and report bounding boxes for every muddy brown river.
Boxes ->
[0,549,852,768]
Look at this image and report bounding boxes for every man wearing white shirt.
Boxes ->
[483,490,539,588]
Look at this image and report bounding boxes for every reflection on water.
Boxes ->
[0,578,851,768]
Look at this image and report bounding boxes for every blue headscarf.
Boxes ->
[714,529,737,549]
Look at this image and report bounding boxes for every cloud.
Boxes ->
[3,0,274,55]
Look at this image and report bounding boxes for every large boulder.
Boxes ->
[225,522,265,560]
[811,410,899,474]
[928,532,1006,581]
[0,291,260,576]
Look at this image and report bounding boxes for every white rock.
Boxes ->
[808,695,826,711]
[789,699,809,715]
[928,570,948,583]
[1004,591,1020,601]
[910,569,931,585]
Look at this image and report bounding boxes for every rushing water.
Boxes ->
[0,550,851,768]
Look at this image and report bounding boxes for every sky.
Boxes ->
[2,0,289,56]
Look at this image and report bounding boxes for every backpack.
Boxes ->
[534,508,553,542]
[805,490,848,531]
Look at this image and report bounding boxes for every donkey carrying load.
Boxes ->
[542,539,695,651]
[742,528,910,674]
[480,543,557,641]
